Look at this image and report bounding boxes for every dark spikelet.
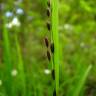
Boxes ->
[47,50,51,61]
[53,90,56,96]
[47,0,50,7]
[46,8,50,17]
[50,43,54,53]
[46,21,51,31]
[44,37,49,47]
[52,69,55,80]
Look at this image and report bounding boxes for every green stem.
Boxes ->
[51,0,59,95]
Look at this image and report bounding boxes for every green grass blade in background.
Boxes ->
[67,64,92,96]
[15,34,26,96]
[3,17,13,95]
[72,65,92,96]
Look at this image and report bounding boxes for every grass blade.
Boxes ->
[15,34,26,96]
[68,64,92,96]
[3,17,12,95]
[51,0,59,95]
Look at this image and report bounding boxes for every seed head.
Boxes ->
[50,43,54,53]
[51,69,55,80]
[47,50,51,61]
[47,0,50,7]
[44,37,49,48]
[46,21,51,31]
[46,8,50,17]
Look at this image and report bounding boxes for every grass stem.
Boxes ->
[51,0,59,95]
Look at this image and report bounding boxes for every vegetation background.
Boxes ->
[0,0,96,96]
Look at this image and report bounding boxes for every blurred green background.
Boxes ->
[0,0,96,96]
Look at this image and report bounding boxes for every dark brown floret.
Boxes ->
[46,21,51,31]
[46,8,50,17]
[51,69,55,80]
[50,43,54,53]
[47,0,50,7]
[47,50,51,61]
[44,37,49,48]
